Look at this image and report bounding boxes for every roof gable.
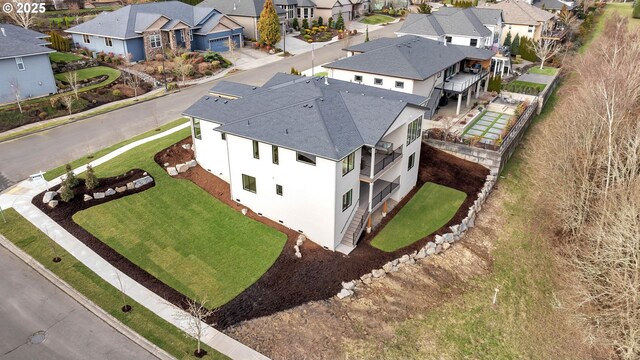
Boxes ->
[0,23,54,59]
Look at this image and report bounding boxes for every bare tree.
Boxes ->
[65,71,79,100]
[9,78,22,113]
[59,94,75,115]
[124,72,141,98]
[227,37,238,70]
[114,271,131,312]
[173,56,190,85]
[533,33,561,69]
[2,0,42,28]
[176,297,214,357]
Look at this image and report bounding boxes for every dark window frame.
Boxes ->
[193,119,201,140]
[276,184,283,196]
[408,152,415,171]
[253,140,260,159]
[242,174,257,193]
[272,145,279,164]
[296,152,316,165]
[374,78,383,85]
[342,152,355,176]
[342,189,353,212]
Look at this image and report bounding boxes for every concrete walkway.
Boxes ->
[0,123,269,360]
[517,73,555,85]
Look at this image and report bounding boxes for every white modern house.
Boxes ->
[183,73,427,253]
[325,36,494,118]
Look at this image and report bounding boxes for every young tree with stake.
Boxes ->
[177,297,214,357]
[65,71,79,100]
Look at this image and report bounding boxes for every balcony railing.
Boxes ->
[438,70,488,93]
[371,176,400,210]
[360,147,403,178]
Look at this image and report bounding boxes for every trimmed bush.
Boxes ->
[85,165,99,190]
[59,185,74,202]
[112,89,122,97]
[64,164,79,188]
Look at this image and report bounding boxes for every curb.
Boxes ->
[0,234,176,360]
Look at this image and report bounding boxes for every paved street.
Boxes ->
[0,245,157,360]
[0,22,402,191]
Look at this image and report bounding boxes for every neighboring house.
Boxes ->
[315,0,354,21]
[482,0,555,43]
[183,73,427,253]
[324,35,494,117]
[0,24,57,105]
[397,8,503,48]
[66,1,244,62]
[532,0,575,13]
[197,0,286,40]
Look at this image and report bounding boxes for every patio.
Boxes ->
[461,111,511,145]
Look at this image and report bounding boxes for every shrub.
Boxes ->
[64,164,79,188]
[634,1,640,18]
[157,65,164,74]
[308,39,313,43]
[197,62,211,73]
[183,64,195,76]
[304,34,312,40]
[59,184,74,202]
[38,112,48,120]
[167,82,178,90]
[85,165,99,190]
[144,66,155,74]
[318,16,323,26]
[302,18,309,30]
[104,56,112,63]
[112,89,121,97]
[204,70,213,76]
[155,53,164,62]
[327,17,333,29]
[389,8,396,16]
[292,17,300,30]
[210,60,221,69]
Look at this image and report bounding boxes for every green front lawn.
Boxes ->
[314,71,328,77]
[360,14,395,25]
[371,182,467,252]
[0,208,227,360]
[72,128,287,308]
[55,66,121,93]
[50,52,82,63]
[527,66,559,76]
[504,80,547,94]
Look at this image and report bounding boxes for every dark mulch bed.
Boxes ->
[157,138,489,328]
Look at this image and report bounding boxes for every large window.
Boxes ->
[408,152,415,171]
[253,140,260,159]
[342,189,352,211]
[242,174,256,193]
[15,57,25,71]
[296,152,316,165]
[342,152,355,176]
[406,116,422,145]
[149,34,161,48]
[82,34,90,43]
[272,145,279,164]
[105,37,113,47]
[374,78,383,85]
[470,38,477,47]
[193,119,201,139]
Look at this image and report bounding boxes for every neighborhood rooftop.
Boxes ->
[482,0,554,25]
[66,1,226,39]
[197,0,286,17]
[399,8,501,38]
[0,24,53,59]
[184,74,427,161]
[327,35,494,80]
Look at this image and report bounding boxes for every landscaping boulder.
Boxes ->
[337,288,353,299]
[426,247,436,255]
[181,144,191,150]
[187,159,197,168]
[163,162,170,167]
[83,194,93,202]
[342,280,356,291]
[176,163,189,173]
[392,259,399,266]
[426,241,436,249]
[295,250,302,258]
[435,235,444,245]
[443,242,451,250]
[372,269,385,278]
[435,244,443,254]
[167,167,178,176]
[43,191,57,204]
[443,233,454,243]
[416,248,427,259]
[48,200,58,208]
[105,188,116,196]
[241,208,248,215]
[126,182,134,190]
[115,186,126,193]
[406,258,416,265]
[399,254,410,263]
[133,176,153,188]
[360,273,372,284]
[93,192,105,199]
[383,262,393,272]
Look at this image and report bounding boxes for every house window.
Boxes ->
[470,38,478,47]
[408,152,415,171]
[354,75,363,82]
[276,184,283,196]
[342,189,352,211]
[189,29,193,41]
[374,78,383,85]
[253,140,260,159]
[193,119,201,140]
[446,36,452,43]
[149,34,161,48]
[406,116,422,145]
[310,8,314,18]
[296,152,316,165]
[242,174,257,193]
[342,152,355,176]
[272,145,279,164]
[105,37,113,47]
[221,132,226,140]
[15,57,25,71]
[82,34,90,43]
[395,81,404,89]
[297,7,301,17]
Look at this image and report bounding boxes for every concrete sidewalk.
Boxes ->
[0,123,269,360]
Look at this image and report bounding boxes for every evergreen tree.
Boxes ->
[302,18,309,30]
[365,25,369,42]
[64,164,79,188]
[511,34,520,54]
[327,17,333,29]
[504,31,512,47]
[85,165,99,190]
[417,0,432,13]
[318,16,324,26]
[60,184,74,202]
[292,17,300,31]
[257,0,281,46]
[335,12,345,30]
[473,0,478,6]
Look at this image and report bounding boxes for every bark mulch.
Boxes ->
[156,138,489,328]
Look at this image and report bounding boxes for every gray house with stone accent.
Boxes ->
[0,24,57,105]
[66,1,244,62]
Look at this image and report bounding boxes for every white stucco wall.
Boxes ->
[500,22,544,43]
[332,148,362,248]
[328,68,416,94]
[192,118,230,182]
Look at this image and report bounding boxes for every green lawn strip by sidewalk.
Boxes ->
[0,208,227,360]
[44,118,188,181]
[72,128,287,308]
[371,182,466,252]
[527,67,559,76]
[55,66,121,94]
[360,14,395,25]
[314,71,328,77]
[50,52,83,63]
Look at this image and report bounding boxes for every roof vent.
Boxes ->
[247,119,251,126]
[285,128,289,134]
[320,98,324,101]
[204,96,209,100]
[224,100,228,104]
[362,93,365,96]
[306,80,310,83]
[252,86,257,90]
[345,90,349,93]
[303,104,308,108]
[308,104,313,108]
[214,98,219,102]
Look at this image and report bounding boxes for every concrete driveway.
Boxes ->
[0,245,157,360]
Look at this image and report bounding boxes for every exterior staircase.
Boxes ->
[339,206,368,251]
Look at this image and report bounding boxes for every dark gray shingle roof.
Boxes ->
[0,24,54,59]
[399,9,493,38]
[328,36,494,80]
[533,0,574,10]
[209,80,261,98]
[184,74,427,160]
[197,0,285,17]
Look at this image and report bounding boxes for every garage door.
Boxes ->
[208,34,242,52]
